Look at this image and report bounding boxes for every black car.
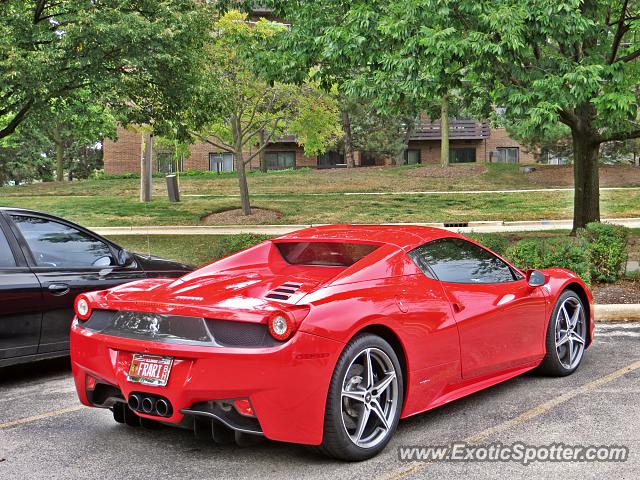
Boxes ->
[0,207,194,367]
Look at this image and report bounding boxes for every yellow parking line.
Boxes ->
[383,359,640,480]
[0,406,84,429]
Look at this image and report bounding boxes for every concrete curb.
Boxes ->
[595,304,640,322]
[90,217,640,236]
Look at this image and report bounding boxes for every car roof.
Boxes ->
[274,224,459,251]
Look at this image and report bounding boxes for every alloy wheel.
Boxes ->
[554,296,586,370]
[340,347,399,449]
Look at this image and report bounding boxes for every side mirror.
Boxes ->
[527,269,546,287]
[117,249,135,267]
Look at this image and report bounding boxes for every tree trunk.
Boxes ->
[236,148,252,215]
[571,129,600,233]
[440,95,449,168]
[396,117,416,166]
[140,132,153,203]
[258,128,268,173]
[53,127,64,182]
[342,110,355,168]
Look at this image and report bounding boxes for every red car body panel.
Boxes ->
[70,225,594,445]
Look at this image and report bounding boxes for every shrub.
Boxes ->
[505,237,591,284]
[211,234,273,260]
[578,222,629,283]
[466,233,509,256]
[505,239,544,270]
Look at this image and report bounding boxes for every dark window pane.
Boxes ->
[209,152,234,172]
[409,238,517,283]
[450,148,476,164]
[404,149,421,165]
[265,151,296,170]
[11,215,114,268]
[0,229,16,267]
[495,147,519,164]
[276,242,379,266]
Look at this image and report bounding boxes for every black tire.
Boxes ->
[317,333,404,461]
[537,290,588,376]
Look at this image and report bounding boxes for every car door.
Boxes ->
[7,212,146,354]
[0,214,43,361]
[409,238,548,379]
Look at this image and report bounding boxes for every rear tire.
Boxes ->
[537,290,588,376]
[317,333,403,461]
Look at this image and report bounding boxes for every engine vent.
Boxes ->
[265,282,302,301]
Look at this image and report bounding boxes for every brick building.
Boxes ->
[103,120,534,175]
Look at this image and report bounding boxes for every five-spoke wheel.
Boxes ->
[319,334,403,461]
[539,290,588,376]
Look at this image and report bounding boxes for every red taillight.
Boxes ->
[268,312,295,341]
[233,399,255,417]
[74,294,92,321]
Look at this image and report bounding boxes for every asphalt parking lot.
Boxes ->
[1,322,638,480]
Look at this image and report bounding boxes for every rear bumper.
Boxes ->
[70,321,343,445]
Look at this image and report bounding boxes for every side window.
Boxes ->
[0,227,16,267]
[409,238,519,284]
[11,215,114,268]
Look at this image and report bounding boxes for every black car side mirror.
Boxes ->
[117,249,135,267]
[527,270,546,287]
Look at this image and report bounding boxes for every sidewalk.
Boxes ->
[92,217,640,236]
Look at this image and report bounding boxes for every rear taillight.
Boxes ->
[74,294,92,321]
[268,312,295,341]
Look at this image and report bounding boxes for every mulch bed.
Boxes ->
[201,207,282,225]
[592,278,640,304]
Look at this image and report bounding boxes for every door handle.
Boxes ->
[48,283,70,296]
[452,302,464,313]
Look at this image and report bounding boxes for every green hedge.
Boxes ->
[466,233,510,256]
[578,222,629,282]
[505,237,591,284]
[503,222,630,285]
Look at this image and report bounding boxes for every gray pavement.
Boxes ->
[0,322,638,480]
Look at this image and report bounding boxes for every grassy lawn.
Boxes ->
[1,188,639,227]
[2,163,639,199]
[1,164,639,227]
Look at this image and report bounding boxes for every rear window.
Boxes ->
[275,242,379,266]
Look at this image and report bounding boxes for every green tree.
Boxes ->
[185,11,341,215]
[271,0,640,231]
[0,0,208,141]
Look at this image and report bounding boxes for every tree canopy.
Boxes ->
[270,0,640,230]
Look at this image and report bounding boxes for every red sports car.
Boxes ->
[71,225,593,460]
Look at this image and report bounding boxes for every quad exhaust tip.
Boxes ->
[127,393,172,418]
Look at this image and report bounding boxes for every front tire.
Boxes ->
[538,290,588,376]
[318,333,404,461]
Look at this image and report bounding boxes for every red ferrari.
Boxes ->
[71,225,593,460]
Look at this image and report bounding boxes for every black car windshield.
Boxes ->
[275,242,379,267]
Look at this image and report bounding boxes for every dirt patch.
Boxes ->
[409,165,488,178]
[527,165,640,187]
[201,207,282,225]
[592,278,640,304]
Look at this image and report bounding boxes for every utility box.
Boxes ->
[166,174,180,202]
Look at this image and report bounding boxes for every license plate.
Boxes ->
[127,354,173,387]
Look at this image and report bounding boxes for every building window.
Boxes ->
[318,151,345,168]
[209,152,234,173]
[265,151,296,170]
[156,153,183,173]
[450,148,476,164]
[404,149,421,165]
[494,147,519,164]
